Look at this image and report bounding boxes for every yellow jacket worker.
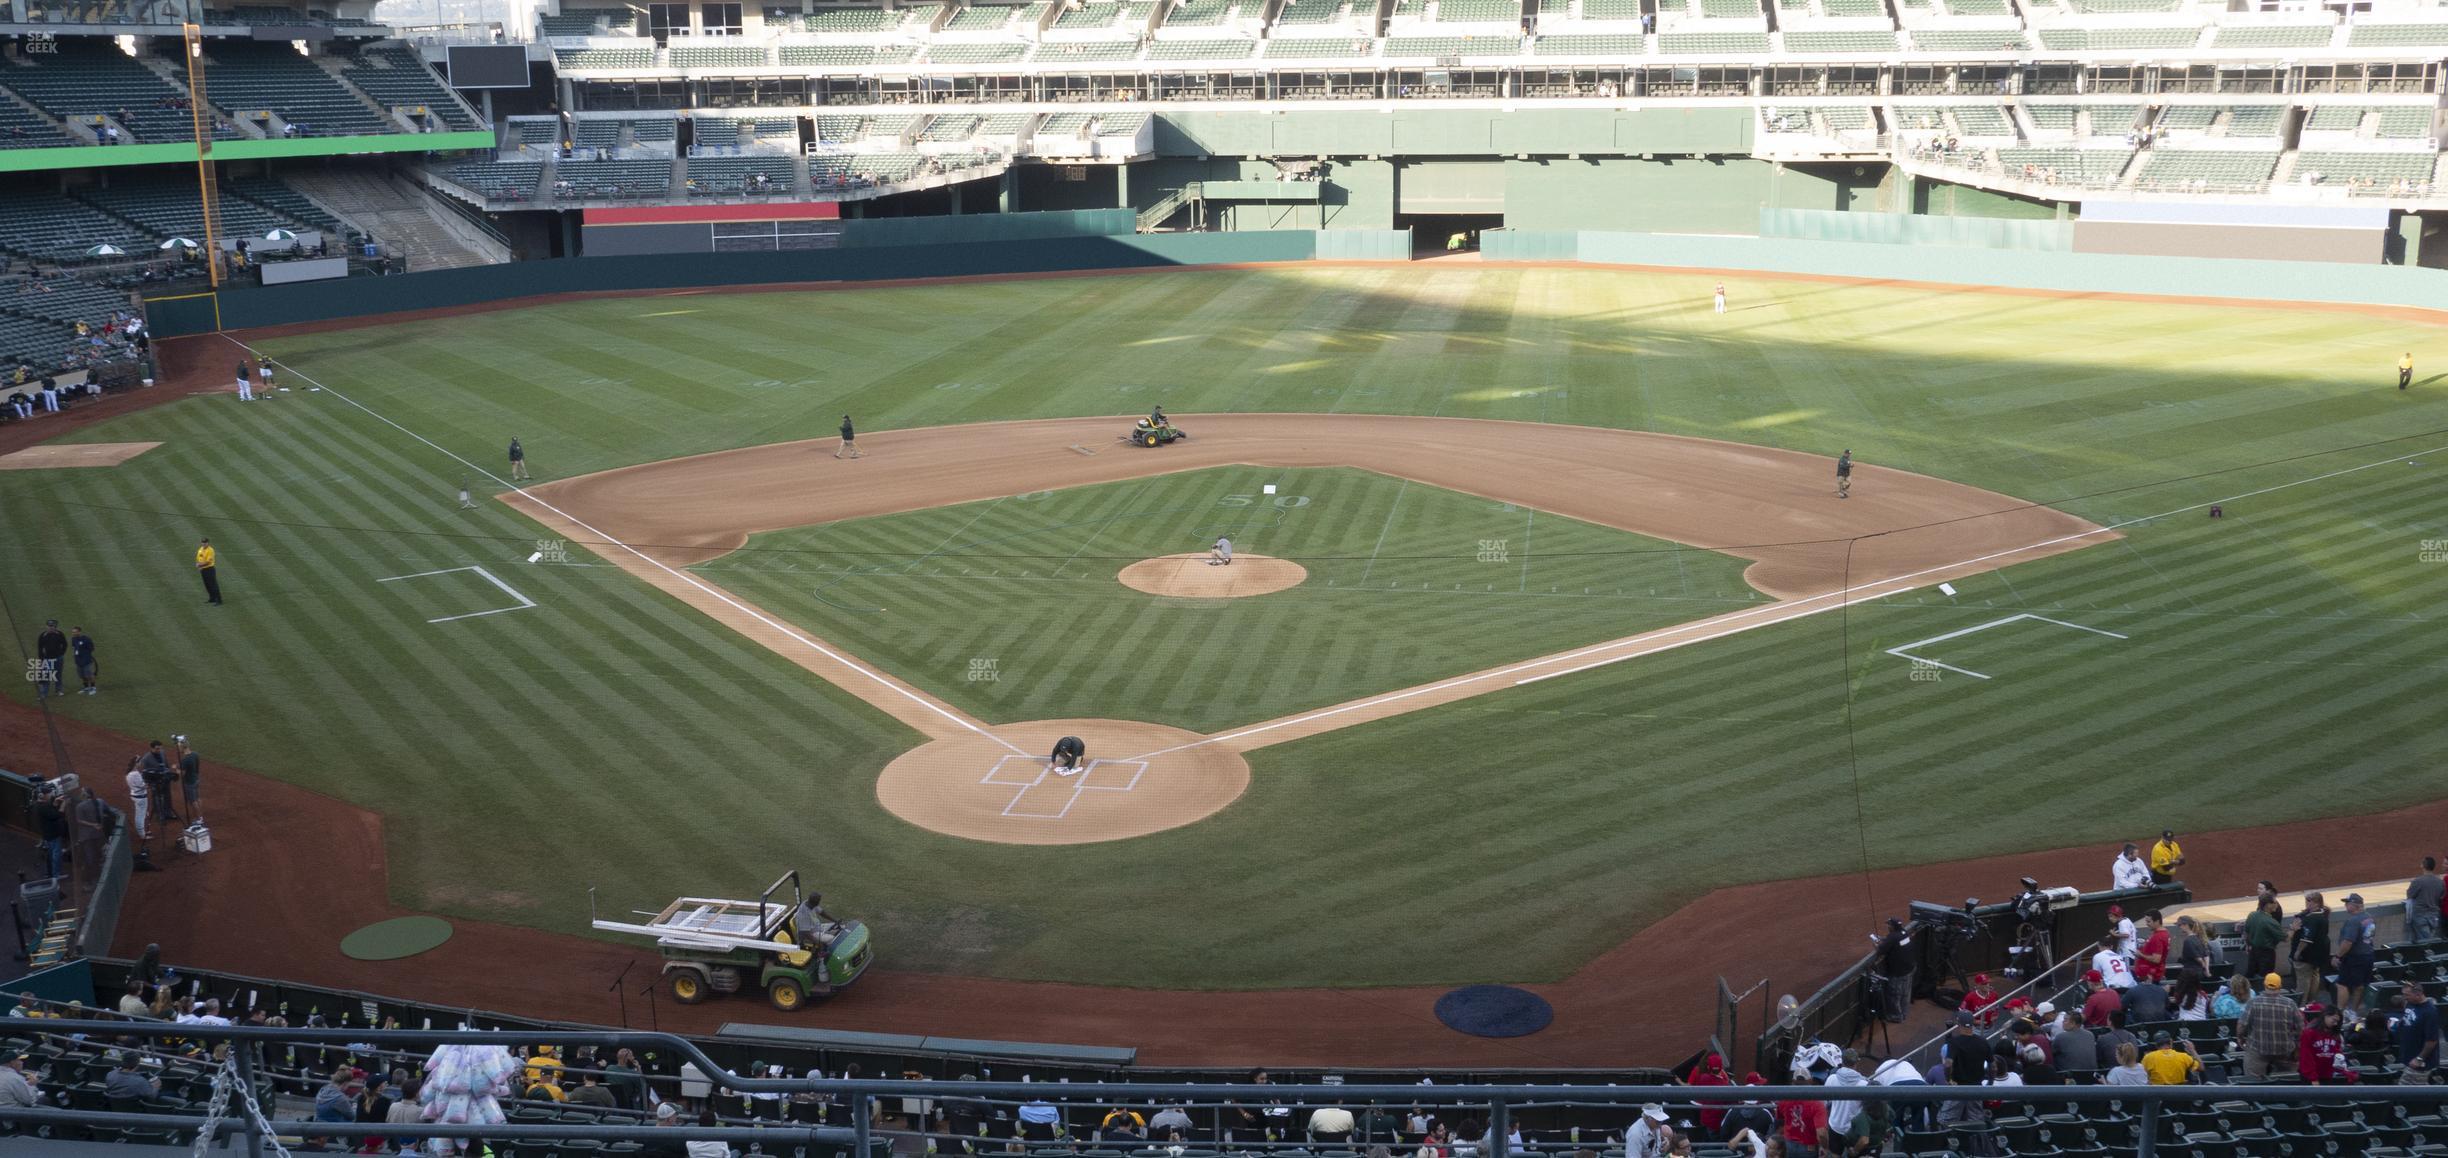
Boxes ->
[2150,829,2185,884]
[196,538,222,605]
[2403,353,2415,390]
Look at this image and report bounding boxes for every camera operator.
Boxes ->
[1874,919,1915,1022]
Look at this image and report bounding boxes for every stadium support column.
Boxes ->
[2394,211,2425,267]
[1116,162,1130,212]
[999,165,1016,212]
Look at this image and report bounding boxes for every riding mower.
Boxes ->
[1127,417,1189,447]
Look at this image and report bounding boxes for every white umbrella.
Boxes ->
[85,244,127,256]
[160,237,199,250]
[264,228,298,241]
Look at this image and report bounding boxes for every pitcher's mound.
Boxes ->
[877,719,1249,845]
[1117,553,1305,598]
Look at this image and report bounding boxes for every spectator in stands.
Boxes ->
[2090,938,2135,991]
[2142,1033,2202,1085]
[2172,916,2213,979]
[2149,830,2185,884]
[387,1076,424,1154]
[1620,1101,1671,1158]
[2244,898,2286,982]
[2299,1004,2354,1084]
[104,1053,158,1105]
[1688,1053,1733,1138]
[1820,1049,1868,1136]
[2396,982,2442,1070]
[2101,1043,2147,1086]
[2125,970,2170,1024]
[564,1070,618,1111]
[0,1048,36,1108]
[2131,912,2170,984]
[2080,971,2121,1028]
[1017,1093,1061,1142]
[602,1048,647,1110]
[1308,1104,1353,1145]
[2293,893,2334,1004]
[2238,973,2303,1079]
[318,1066,365,1145]
[2411,859,2445,944]
[2336,893,2379,1011]
[2212,974,2250,1022]
[355,1072,398,1153]
[2170,975,2212,1022]
[117,985,148,1018]
[1958,973,2001,1026]
[2111,844,2150,891]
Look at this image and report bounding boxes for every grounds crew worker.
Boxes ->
[2404,352,2416,390]
[836,414,861,459]
[195,538,222,605]
[1050,735,1086,776]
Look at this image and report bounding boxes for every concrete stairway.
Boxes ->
[284,166,511,270]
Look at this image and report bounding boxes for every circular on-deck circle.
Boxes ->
[338,916,454,961]
[1116,553,1306,599]
[876,719,1250,846]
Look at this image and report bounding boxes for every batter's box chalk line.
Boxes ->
[376,565,537,625]
[988,756,1151,820]
[1885,613,2127,681]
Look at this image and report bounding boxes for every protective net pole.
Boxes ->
[182,23,223,288]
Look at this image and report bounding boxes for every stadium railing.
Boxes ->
[10,1023,2448,1158]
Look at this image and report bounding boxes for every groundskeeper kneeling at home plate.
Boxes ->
[1050,735,1086,776]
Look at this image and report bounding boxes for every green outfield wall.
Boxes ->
[1480,228,2448,310]
[839,208,1135,247]
[1760,208,2076,251]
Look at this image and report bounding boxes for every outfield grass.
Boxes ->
[2,265,2443,989]
[711,466,1756,733]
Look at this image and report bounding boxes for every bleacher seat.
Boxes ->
[0,98,74,149]
[1784,30,1898,52]
[925,42,1034,62]
[1531,33,1643,55]
[2210,24,2332,50]
[781,45,887,66]
[1996,146,2132,186]
[2133,148,2280,191]
[2377,107,2435,139]
[537,11,612,36]
[556,47,657,70]
[2155,105,2217,133]
[2036,26,2201,50]
[2221,106,2286,138]
[205,42,390,136]
[1037,111,1092,136]
[1385,33,1526,54]
[1658,30,1769,52]
[2347,23,2448,48]
[1053,0,1138,29]
[807,6,903,30]
[1951,104,2013,136]
[223,177,346,236]
[1146,38,1260,58]
[976,113,1032,135]
[692,118,743,148]
[1436,0,1519,21]
[1096,112,1148,134]
[2086,104,2141,135]
[2023,104,2077,132]
[920,113,983,140]
[1035,41,1147,61]
[1163,0,1235,26]
[669,43,772,67]
[1275,0,1345,22]
[2294,150,2437,193]
[340,47,482,131]
[76,177,302,241]
[0,190,151,260]
[684,154,797,195]
[556,158,675,198]
[1906,28,2028,51]
[0,43,235,145]
[948,1,1035,30]
[448,159,545,200]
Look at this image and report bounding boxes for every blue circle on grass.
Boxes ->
[1433,984,1554,1038]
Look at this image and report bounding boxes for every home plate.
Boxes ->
[0,442,162,469]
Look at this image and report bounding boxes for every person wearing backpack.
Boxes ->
[2291,893,2333,1006]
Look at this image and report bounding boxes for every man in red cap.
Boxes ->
[1689,1053,1734,1139]
[1959,974,2002,1027]
[2107,904,2137,959]
[2082,970,2124,1029]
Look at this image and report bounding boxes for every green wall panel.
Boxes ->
[0,130,495,174]
[1761,207,2075,251]
[1398,160,1506,213]
[1152,108,1750,160]
[1503,156,1776,233]
[840,208,1134,247]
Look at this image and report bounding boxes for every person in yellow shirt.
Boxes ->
[2150,829,2185,885]
[2403,352,2415,390]
[195,538,221,605]
[2141,1033,2201,1084]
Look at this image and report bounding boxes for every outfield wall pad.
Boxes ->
[1482,228,2448,312]
[158,229,1324,336]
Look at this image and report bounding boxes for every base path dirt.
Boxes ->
[0,441,162,469]
[1117,553,1306,599]
[17,692,2448,1068]
[875,719,1251,846]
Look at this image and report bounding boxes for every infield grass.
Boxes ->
[709,465,1757,733]
[2,265,2443,989]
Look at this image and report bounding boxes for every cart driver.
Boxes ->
[1148,404,1167,430]
[793,892,841,951]
[1050,735,1086,776]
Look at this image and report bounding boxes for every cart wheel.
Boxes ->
[669,970,707,1005]
[1142,432,1159,447]
[768,976,807,1012]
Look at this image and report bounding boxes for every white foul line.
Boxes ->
[225,335,1027,757]
[378,564,538,624]
[1884,612,2130,681]
[1128,438,2448,762]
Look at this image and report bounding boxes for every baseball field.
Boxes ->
[2,263,2443,1003]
